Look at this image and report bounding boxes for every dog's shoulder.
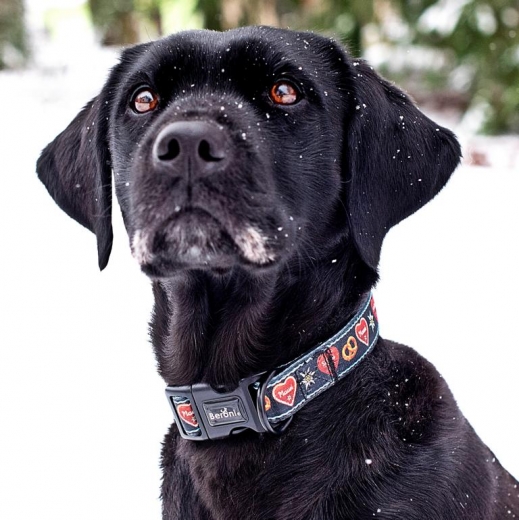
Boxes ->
[365,338,461,443]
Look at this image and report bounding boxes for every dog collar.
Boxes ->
[165,292,379,441]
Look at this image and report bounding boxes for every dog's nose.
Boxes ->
[153,121,228,175]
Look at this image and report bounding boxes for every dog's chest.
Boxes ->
[176,432,342,520]
[181,438,283,518]
[173,400,390,519]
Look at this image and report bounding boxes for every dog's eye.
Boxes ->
[269,81,300,105]
[132,88,159,113]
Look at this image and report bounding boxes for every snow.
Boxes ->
[0,44,517,520]
[418,0,471,36]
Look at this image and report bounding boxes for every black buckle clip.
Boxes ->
[165,371,292,441]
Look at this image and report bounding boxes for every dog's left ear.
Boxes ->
[341,57,461,270]
[37,93,113,270]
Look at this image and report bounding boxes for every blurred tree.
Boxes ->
[88,0,140,45]
[196,0,279,30]
[279,0,371,56]
[196,0,373,54]
[88,0,164,44]
[197,0,222,30]
[84,0,519,133]
[393,0,519,133]
[138,0,164,35]
[0,0,28,69]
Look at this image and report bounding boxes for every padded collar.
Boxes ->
[166,292,379,440]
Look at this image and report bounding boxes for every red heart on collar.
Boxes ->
[177,403,198,427]
[317,346,340,375]
[370,297,378,320]
[355,318,369,346]
[272,376,298,407]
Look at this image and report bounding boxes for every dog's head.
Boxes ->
[37,26,460,278]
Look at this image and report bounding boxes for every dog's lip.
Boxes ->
[162,206,227,238]
[132,207,278,272]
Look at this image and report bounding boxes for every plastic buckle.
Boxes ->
[166,372,289,441]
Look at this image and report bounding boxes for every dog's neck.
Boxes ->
[152,247,376,388]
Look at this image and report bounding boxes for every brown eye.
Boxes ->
[269,81,300,105]
[132,88,159,113]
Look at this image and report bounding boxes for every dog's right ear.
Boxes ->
[37,93,113,270]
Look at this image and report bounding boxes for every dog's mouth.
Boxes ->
[131,208,277,276]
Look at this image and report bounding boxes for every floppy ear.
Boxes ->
[37,94,113,270]
[342,60,461,270]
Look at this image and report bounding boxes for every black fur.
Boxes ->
[37,26,518,519]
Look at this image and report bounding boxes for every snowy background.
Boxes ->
[0,8,518,520]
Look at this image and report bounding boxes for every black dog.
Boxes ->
[37,26,518,519]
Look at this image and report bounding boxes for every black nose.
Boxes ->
[153,121,228,175]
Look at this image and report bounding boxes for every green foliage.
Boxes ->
[393,0,519,133]
[195,0,222,30]
[0,0,28,69]
[88,0,138,44]
[194,0,518,134]
[88,0,167,44]
[55,0,519,133]
[280,0,519,134]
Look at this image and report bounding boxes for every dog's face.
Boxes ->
[113,29,346,276]
[37,26,460,278]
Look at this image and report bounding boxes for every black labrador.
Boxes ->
[37,26,518,519]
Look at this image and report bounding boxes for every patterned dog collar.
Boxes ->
[165,292,379,441]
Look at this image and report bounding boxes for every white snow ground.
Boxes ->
[0,43,518,520]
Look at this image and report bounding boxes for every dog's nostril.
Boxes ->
[158,139,181,161]
[154,122,227,170]
[198,139,224,162]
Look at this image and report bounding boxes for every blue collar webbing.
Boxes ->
[165,292,379,441]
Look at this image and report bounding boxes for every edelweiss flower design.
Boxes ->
[300,368,316,390]
[368,313,376,330]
